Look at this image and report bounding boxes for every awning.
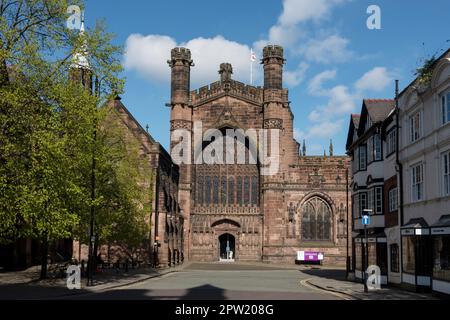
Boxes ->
[354,231,387,243]
[431,215,450,235]
[401,218,430,236]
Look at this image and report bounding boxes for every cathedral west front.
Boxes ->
[166,45,351,265]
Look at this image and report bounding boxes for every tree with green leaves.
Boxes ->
[0,0,152,279]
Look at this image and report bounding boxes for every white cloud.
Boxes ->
[278,0,348,26]
[308,69,336,95]
[326,85,358,115]
[284,62,309,87]
[308,110,322,121]
[124,34,260,87]
[355,67,394,92]
[302,66,393,142]
[253,0,350,54]
[124,34,176,83]
[294,128,304,141]
[301,34,353,64]
[267,24,304,48]
[306,119,345,138]
[295,118,345,140]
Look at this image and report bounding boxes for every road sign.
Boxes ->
[362,215,370,225]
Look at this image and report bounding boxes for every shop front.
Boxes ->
[431,215,450,295]
[354,231,388,285]
[401,218,432,293]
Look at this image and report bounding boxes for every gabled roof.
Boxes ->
[345,114,361,151]
[364,99,395,122]
[357,99,395,137]
[351,114,361,129]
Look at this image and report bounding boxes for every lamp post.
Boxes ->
[87,75,108,286]
[362,208,373,293]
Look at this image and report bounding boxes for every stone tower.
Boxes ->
[261,45,297,171]
[261,45,298,260]
[167,47,194,257]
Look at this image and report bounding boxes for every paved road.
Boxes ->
[68,263,341,300]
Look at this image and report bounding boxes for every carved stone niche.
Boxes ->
[264,118,283,129]
[308,168,325,189]
[170,120,192,131]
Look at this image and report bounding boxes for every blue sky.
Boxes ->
[84,0,450,155]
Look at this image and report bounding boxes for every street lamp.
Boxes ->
[362,208,373,293]
[87,75,108,287]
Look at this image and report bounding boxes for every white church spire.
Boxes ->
[70,11,90,70]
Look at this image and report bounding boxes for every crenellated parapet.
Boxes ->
[190,79,264,106]
[167,47,194,105]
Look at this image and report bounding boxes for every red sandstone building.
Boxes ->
[167,45,351,265]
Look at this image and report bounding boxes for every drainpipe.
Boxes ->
[395,80,405,284]
[346,168,350,278]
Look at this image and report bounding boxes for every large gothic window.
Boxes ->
[251,176,258,205]
[197,176,203,205]
[237,177,242,205]
[205,176,211,205]
[228,177,234,205]
[213,176,219,205]
[301,197,332,241]
[195,127,259,208]
[243,176,250,205]
[221,176,227,206]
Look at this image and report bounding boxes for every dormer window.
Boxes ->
[366,116,372,131]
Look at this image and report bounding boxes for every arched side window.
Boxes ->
[301,197,332,241]
[251,176,258,205]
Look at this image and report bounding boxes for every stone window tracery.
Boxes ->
[301,197,332,241]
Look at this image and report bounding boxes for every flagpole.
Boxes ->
[250,49,253,85]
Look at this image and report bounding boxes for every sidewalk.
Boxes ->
[306,275,437,300]
[0,262,187,300]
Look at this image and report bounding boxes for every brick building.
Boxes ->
[168,45,351,265]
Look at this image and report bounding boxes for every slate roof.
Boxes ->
[363,99,395,122]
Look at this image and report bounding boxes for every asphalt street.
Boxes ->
[64,263,342,300]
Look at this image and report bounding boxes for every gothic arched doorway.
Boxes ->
[218,233,235,261]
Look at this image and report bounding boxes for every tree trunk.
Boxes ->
[40,238,48,279]
[93,235,99,272]
[0,57,8,87]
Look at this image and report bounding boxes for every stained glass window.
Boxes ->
[237,177,242,206]
[197,176,203,205]
[213,176,219,205]
[205,176,211,205]
[301,197,331,241]
[243,176,249,205]
[221,176,227,206]
[228,177,234,205]
[251,176,258,205]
